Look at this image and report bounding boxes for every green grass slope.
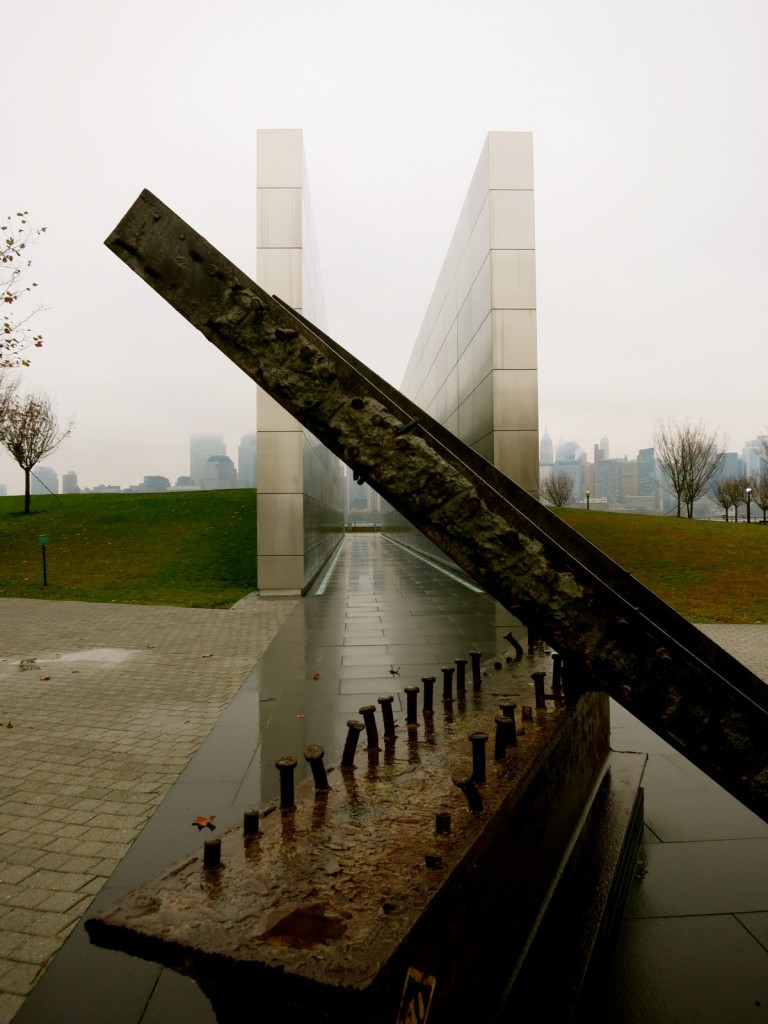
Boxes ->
[556,508,768,623]
[0,491,257,607]
[1,494,764,620]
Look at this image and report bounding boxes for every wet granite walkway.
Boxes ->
[2,534,768,1022]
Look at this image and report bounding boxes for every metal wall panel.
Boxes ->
[256,129,344,594]
[257,188,302,249]
[385,131,539,562]
[256,492,305,556]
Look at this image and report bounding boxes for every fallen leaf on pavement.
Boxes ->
[39,675,50,681]
[192,816,216,831]
[312,672,322,680]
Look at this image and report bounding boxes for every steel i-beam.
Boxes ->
[105,189,768,822]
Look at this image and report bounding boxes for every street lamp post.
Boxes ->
[746,486,752,524]
[586,490,591,511]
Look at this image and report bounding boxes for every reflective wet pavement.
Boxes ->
[6,534,768,1022]
[593,700,768,1022]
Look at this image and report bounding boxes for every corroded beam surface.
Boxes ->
[106,190,768,821]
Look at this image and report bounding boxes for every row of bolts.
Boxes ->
[202,650,563,869]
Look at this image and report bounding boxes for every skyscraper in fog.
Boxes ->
[201,455,237,490]
[190,434,225,487]
[539,429,553,465]
[31,466,58,495]
[237,433,257,488]
[62,471,79,494]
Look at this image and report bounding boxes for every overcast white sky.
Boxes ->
[2,0,767,492]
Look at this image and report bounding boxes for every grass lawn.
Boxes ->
[556,508,768,623]
[1,492,765,621]
[0,490,257,608]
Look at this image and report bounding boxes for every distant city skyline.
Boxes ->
[540,428,767,517]
[540,426,767,466]
[4,421,767,499]
[0,430,258,496]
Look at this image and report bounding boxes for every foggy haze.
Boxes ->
[2,0,767,493]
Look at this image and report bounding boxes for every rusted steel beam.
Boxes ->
[86,657,630,1022]
[105,189,768,821]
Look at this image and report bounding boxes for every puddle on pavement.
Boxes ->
[20,648,142,668]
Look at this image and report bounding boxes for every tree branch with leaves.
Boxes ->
[0,370,18,428]
[2,211,47,367]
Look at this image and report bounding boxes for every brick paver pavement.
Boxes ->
[0,596,296,1024]
[698,623,768,681]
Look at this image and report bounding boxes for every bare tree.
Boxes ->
[653,418,725,518]
[713,475,749,522]
[713,476,735,521]
[541,471,575,508]
[0,390,72,513]
[752,471,768,524]
[732,475,753,522]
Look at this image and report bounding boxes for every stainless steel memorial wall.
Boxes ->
[383,132,538,564]
[256,129,345,593]
[255,130,538,586]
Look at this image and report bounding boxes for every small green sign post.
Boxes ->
[38,535,49,587]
